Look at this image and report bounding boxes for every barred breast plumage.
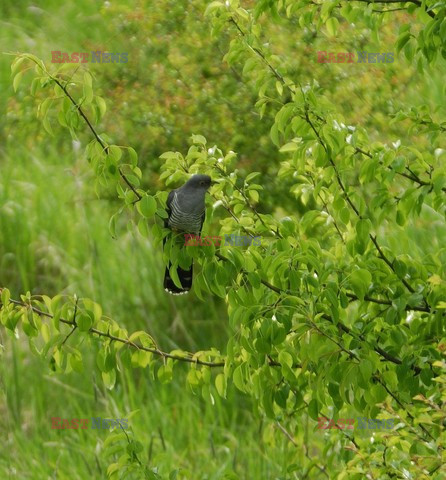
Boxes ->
[167,192,205,234]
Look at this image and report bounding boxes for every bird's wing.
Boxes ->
[165,190,176,228]
[199,208,206,235]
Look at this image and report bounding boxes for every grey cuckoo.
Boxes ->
[164,174,212,295]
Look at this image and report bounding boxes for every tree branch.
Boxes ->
[49,75,143,202]
[345,0,436,18]
[353,147,446,194]
[5,296,225,367]
[2,291,297,369]
[346,291,430,312]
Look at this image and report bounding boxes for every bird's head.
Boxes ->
[184,174,213,191]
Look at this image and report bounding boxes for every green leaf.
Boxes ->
[326,17,339,37]
[396,32,412,54]
[308,399,319,421]
[137,195,157,218]
[30,77,40,96]
[262,388,275,418]
[279,142,298,153]
[11,56,25,76]
[190,134,206,146]
[359,359,373,383]
[83,82,94,105]
[77,312,93,332]
[43,117,54,136]
[108,210,120,239]
[96,96,107,119]
[396,209,406,226]
[102,369,116,390]
[356,219,370,244]
[340,207,350,224]
[169,470,180,480]
[13,71,24,92]
[215,373,227,398]
[131,349,152,368]
[270,123,280,147]
[83,71,93,87]
[127,146,138,166]
[248,189,259,203]
[349,269,372,300]
[1,288,11,306]
[108,145,122,162]
[393,258,407,278]
[204,1,224,16]
[232,364,245,392]
[169,264,183,290]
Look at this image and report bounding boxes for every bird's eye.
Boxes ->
[200,181,205,185]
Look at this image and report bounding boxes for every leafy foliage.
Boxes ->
[3,0,446,478]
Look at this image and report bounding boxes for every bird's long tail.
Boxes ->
[163,262,193,295]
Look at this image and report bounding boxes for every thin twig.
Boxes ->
[353,147,446,194]
[346,0,436,18]
[6,297,225,367]
[49,75,142,202]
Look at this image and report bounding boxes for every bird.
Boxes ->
[163,174,212,295]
